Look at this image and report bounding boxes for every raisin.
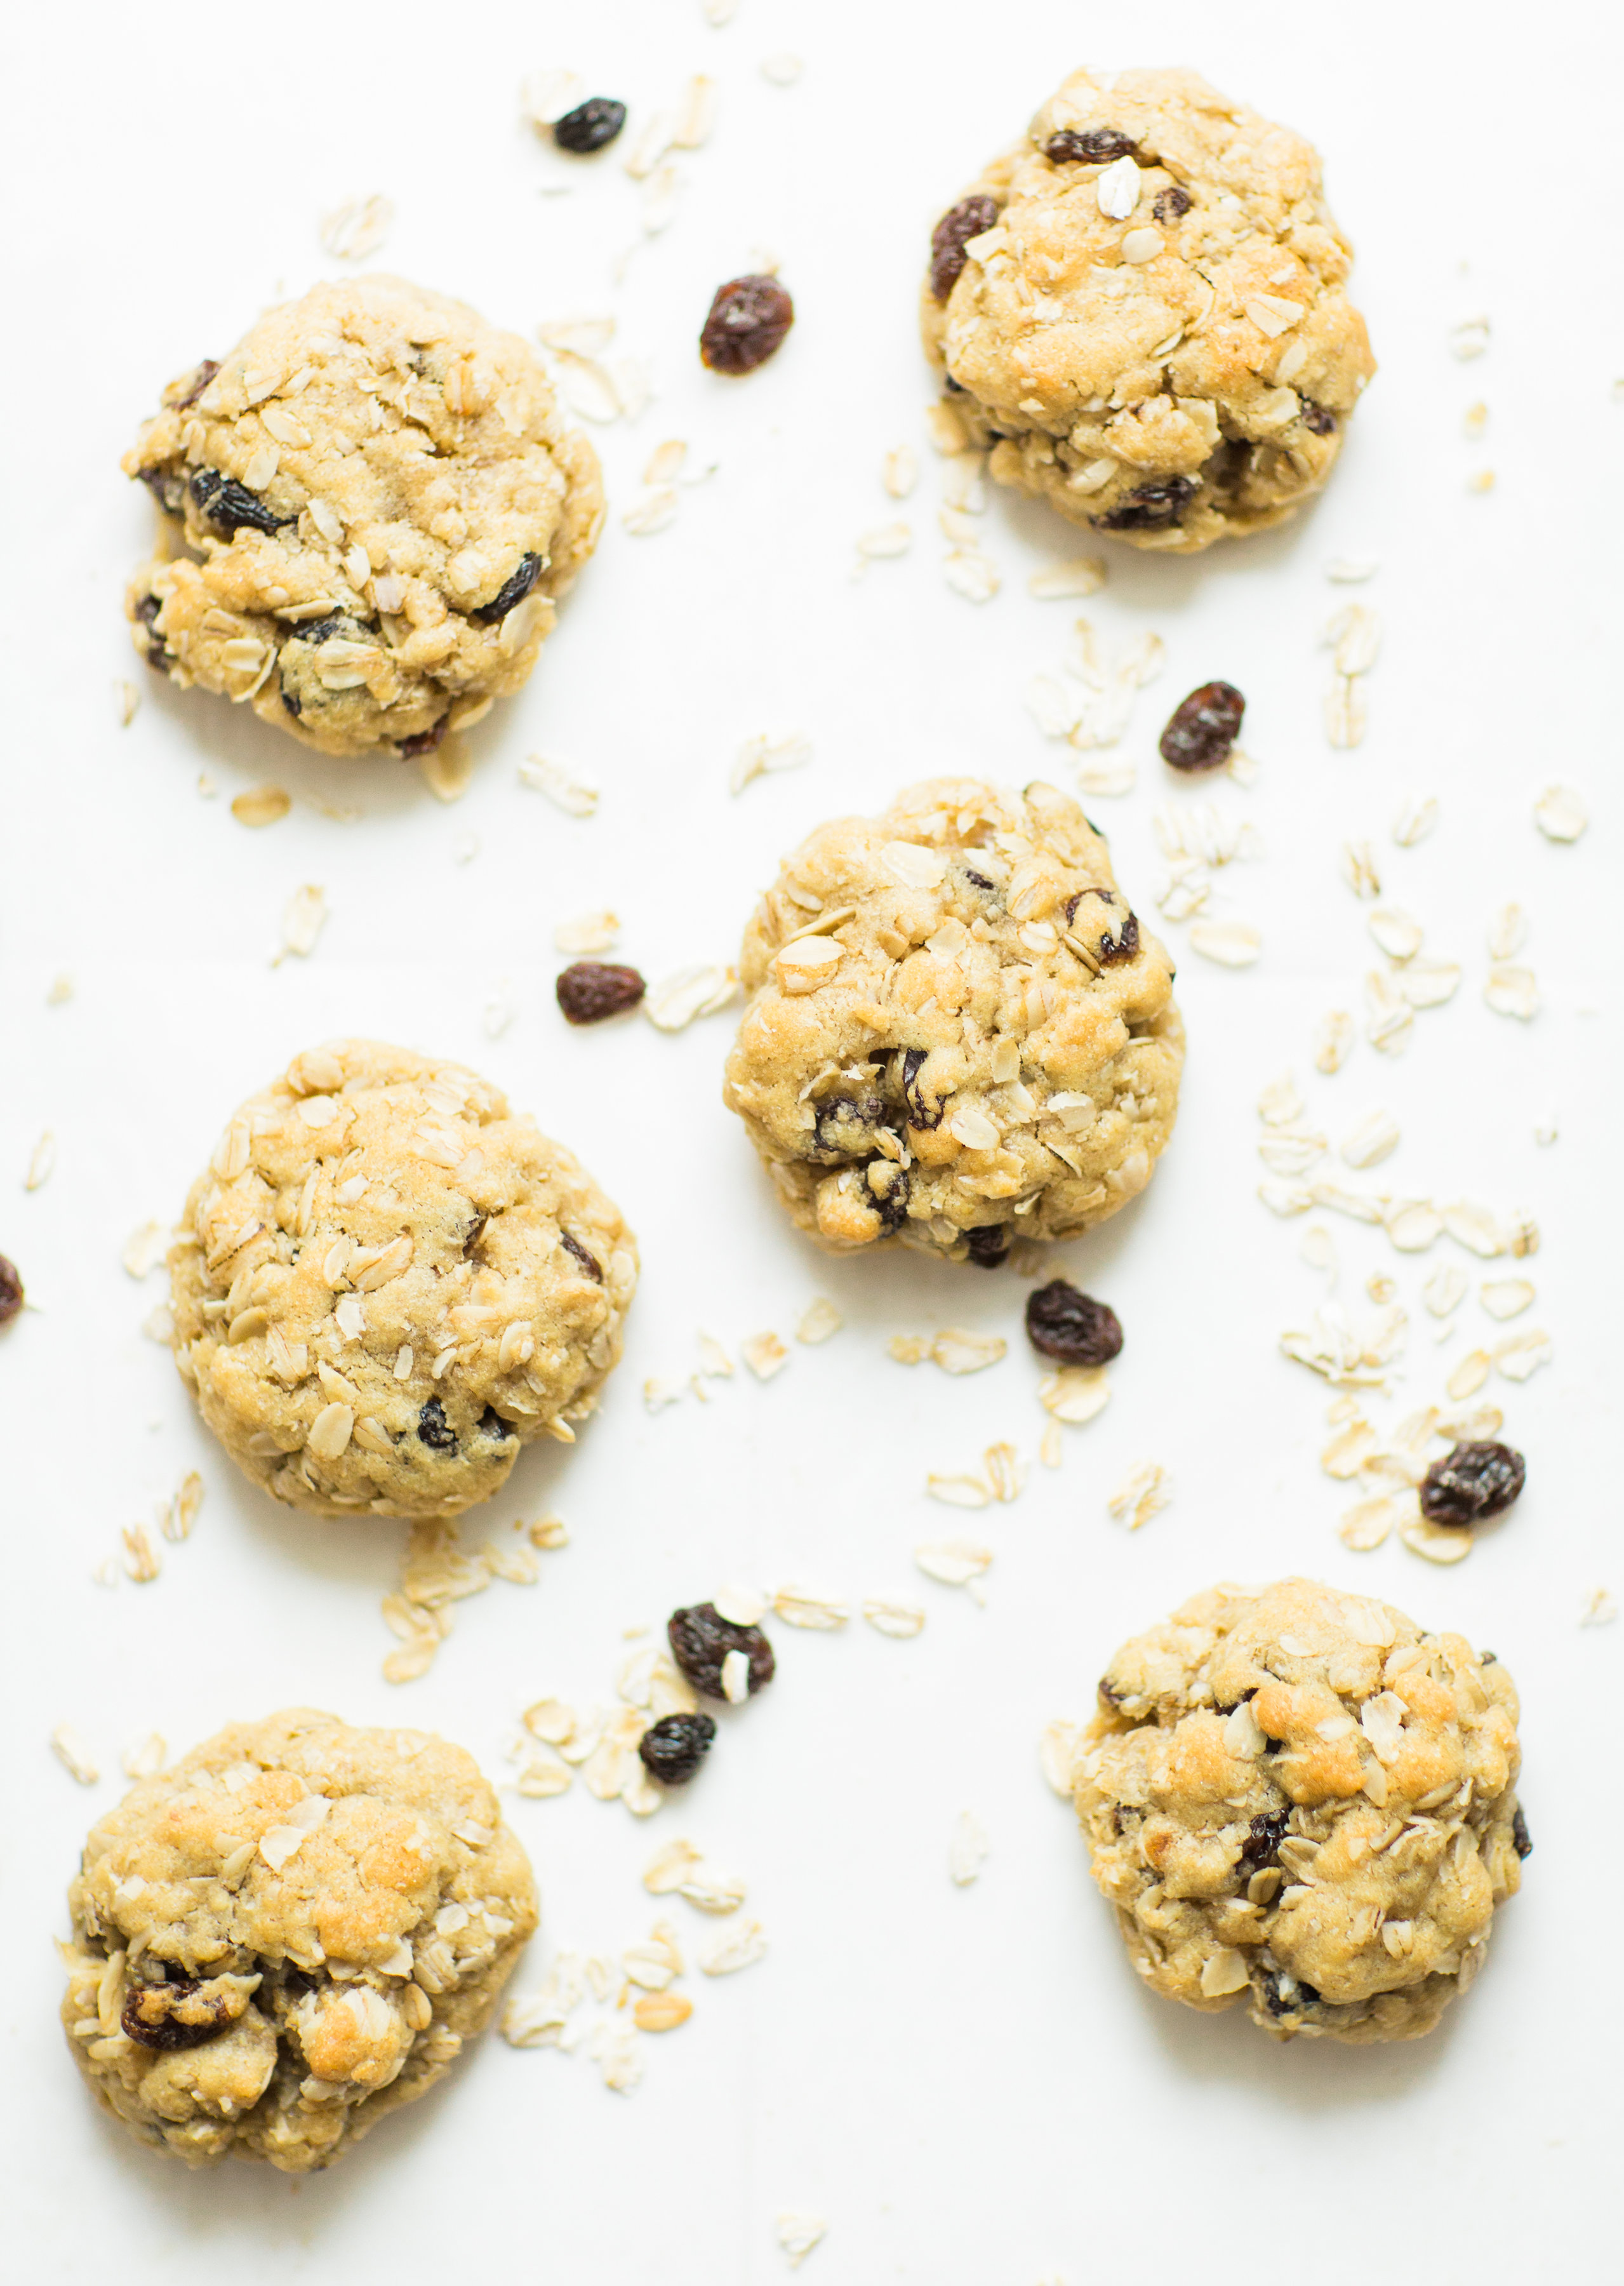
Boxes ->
[1420,1440,1526,1526]
[0,1253,22,1327]
[667,1603,775,1700]
[1159,681,1246,773]
[637,1713,717,1786]
[1062,890,1140,965]
[293,614,347,646]
[1098,1676,1126,1709]
[1025,1280,1123,1368]
[163,359,220,411]
[964,1226,1010,1269]
[1095,474,1198,532]
[396,716,450,758]
[121,1978,232,2052]
[1153,185,1193,223]
[477,1405,512,1440]
[188,467,290,537]
[553,97,627,154]
[1258,1968,1320,2018]
[471,552,544,626]
[900,1047,944,1131]
[964,868,997,894]
[1044,126,1138,164]
[700,275,795,375]
[281,688,303,718]
[1511,1806,1533,1859]
[133,592,168,669]
[556,961,646,1025]
[929,194,1000,301]
[1300,402,1337,436]
[560,1231,602,1281]
[815,1095,884,1159]
[417,1398,458,1453]
[138,465,187,516]
[1238,1808,1289,1871]
[865,1161,910,1231]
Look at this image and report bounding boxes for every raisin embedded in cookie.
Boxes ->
[722,777,1183,1264]
[60,1709,536,2170]
[921,68,1376,552]
[170,1039,636,1519]
[1074,1579,1526,2043]
[123,276,604,757]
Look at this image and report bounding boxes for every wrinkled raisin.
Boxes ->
[556,961,646,1025]
[560,1231,602,1281]
[165,359,220,410]
[1025,1280,1122,1367]
[865,1161,910,1231]
[964,1226,1010,1269]
[396,716,449,758]
[964,867,997,895]
[1159,681,1246,773]
[417,1398,458,1452]
[700,276,795,374]
[471,553,544,627]
[638,1713,717,1785]
[133,592,168,668]
[1300,402,1337,436]
[1152,185,1193,223]
[1064,889,1140,965]
[1044,126,1138,164]
[121,1979,233,2052]
[281,687,302,718]
[1096,474,1198,532]
[815,1095,884,1159]
[1420,1440,1526,1525]
[189,467,290,537]
[900,1047,944,1130]
[553,97,627,154]
[667,1603,775,1699]
[1098,1676,1126,1709]
[1512,1806,1533,1859]
[1258,1968,1320,2018]
[929,195,1000,301]
[0,1253,23,1327]
[138,465,188,516]
[477,1405,512,1440]
[1238,1808,1289,1871]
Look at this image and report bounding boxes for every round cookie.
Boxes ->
[922,68,1376,552]
[1073,1579,1527,2043]
[124,275,604,757]
[60,1708,536,2170]
[170,1039,636,1519]
[722,777,1182,1265]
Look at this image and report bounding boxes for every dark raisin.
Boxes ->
[929,194,1000,301]
[164,359,220,411]
[417,1398,458,1453]
[1095,474,1199,532]
[477,1405,512,1440]
[463,1215,489,1260]
[964,1226,1010,1269]
[964,868,997,893]
[1098,1676,1125,1709]
[900,1047,944,1131]
[667,1603,775,1700]
[865,1161,910,1231]
[1025,1280,1123,1368]
[396,716,450,758]
[281,687,303,718]
[1153,185,1193,223]
[815,1095,883,1159]
[1481,1650,1498,1665]
[1300,401,1337,436]
[1420,1440,1526,1527]
[1238,1808,1289,1871]
[638,1713,717,1786]
[1511,1806,1533,1859]
[189,467,291,537]
[133,592,169,668]
[1258,1968,1320,2019]
[470,552,544,626]
[556,961,646,1025]
[700,275,795,375]
[553,97,627,154]
[121,1979,232,2052]
[138,465,188,516]
[294,614,347,646]
[1096,910,1140,965]
[1044,126,1138,164]
[560,1231,602,1281]
[0,1253,23,1327]
[1159,681,1246,773]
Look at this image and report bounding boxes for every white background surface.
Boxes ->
[3,1,1620,2278]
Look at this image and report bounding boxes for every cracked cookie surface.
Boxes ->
[1074,1579,1526,2042]
[60,1708,536,2170]
[171,1039,636,1519]
[124,275,604,756]
[922,68,1375,552]
[722,777,1182,1265]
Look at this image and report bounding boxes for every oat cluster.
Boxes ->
[170,1039,636,1520]
[1076,1579,1526,2042]
[60,1709,536,2170]
[724,777,1183,1264]
[922,68,1375,552]
[125,276,604,756]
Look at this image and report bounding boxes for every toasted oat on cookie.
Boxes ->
[922,68,1375,552]
[60,1709,535,2170]
[170,1039,636,1519]
[1074,1579,1527,2042]
[124,275,604,757]
[722,777,1182,1266]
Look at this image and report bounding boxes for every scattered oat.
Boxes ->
[1037,1367,1111,1425]
[924,1473,992,1511]
[1534,785,1587,843]
[914,1537,993,1584]
[1494,1328,1552,1383]
[1188,919,1261,968]
[644,965,739,1030]
[731,730,812,795]
[1257,1073,1303,1126]
[741,1330,789,1382]
[1368,908,1423,964]
[420,737,474,803]
[1400,1514,1474,1565]
[1364,971,1413,1056]
[1028,556,1107,599]
[46,974,73,1006]
[1326,556,1378,582]
[115,679,141,726]
[1467,470,1496,495]
[554,909,619,954]
[623,486,679,537]
[795,1297,841,1345]
[120,1221,167,1279]
[643,1378,684,1414]
[51,1725,100,1785]
[1341,842,1381,900]
[862,1598,926,1639]
[1392,795,1438,848]
[165,1471,204,1542]
[519,753,599,816]
[320,194,393,261]
[1485,966,1539,1021]
[1449,316,1491,361]
[772,1586,849,1631]
[1040,1720,1085,1797]
[1340,1109,1399,1169]
[1445,1350,1491,1401]
[700,1920,767,1976]
[1108,1461,1170,1532]
[272,883,327,965]
[949,1811,990,1887]
[1338,1494,1408,1552]
[1463,401,1488,439]
[881,444,918,499]
[121,1732,166,1781]
[1580,1589,1618,1628]
[1313,1011,1355,1075]
[1423,1265,1468,1317]
[23,1132,55,1191]
[1480,1279,1534,1321]
[230,784,291,828]
[1324,676,1367,749]
[775,2214,827,2270]
[943,549,1000,603]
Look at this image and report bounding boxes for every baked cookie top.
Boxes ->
[723,777,1182,1264]
[922,67,1375,551]
[60,1708,536,2170]
[124,274,604,756]
[1075,1578,1526,2043]
[171,1039,636,1519]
